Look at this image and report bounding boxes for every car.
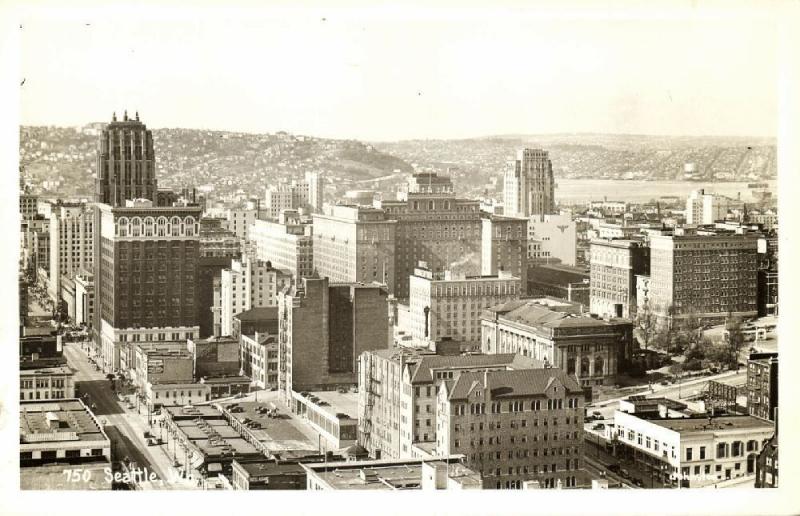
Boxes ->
[592,411,602,418]
[620,468,630,478]
[146,438,158,446]
[143,431,152,439]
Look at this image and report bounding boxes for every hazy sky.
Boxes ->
[18,6,779,141]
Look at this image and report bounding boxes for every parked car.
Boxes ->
[146,438,157,446]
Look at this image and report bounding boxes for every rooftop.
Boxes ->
[528,264,590,285]
[648,415,775,433]
[20,365,73,376]
[234,459,304,478]
[20,461,111,490]
[220,401,317,456]
[485,298,629,330]
[233,306,279,322]
[20,400,107,443]
[302,456,479,490]
[409,353,543,384]
[446,368,583,401]
[294,390,358,420]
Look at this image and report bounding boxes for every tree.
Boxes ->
[725,313,745,371]
[635,301,659,350]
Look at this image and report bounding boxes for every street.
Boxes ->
[63,341,194,489]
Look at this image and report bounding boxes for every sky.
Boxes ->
[17,5,780,141]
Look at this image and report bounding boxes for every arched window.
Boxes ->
[567,358,576,375]
[184,216,196,236]
[170,216,181,236]
[130,217,142,237]
[156,217,168,237]
[594,356,604,376]
[117,217,129,237]
[143,217,155,237]
[580,357,590,376]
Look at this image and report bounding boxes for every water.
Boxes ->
[555,179,778,203]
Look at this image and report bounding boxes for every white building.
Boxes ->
[408,263,521,347]
[527,213,576,266]
[220,257,291,337]
[239,332,279,389]
[20,366,76,401]
[48,204,93,302]
[249,211,314,280]
[613,410,774,488]
[685,189,742,225]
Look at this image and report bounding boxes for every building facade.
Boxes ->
[377,173,483,300]
[278,277,390,401]
[358,349,542,462]
[481,215,528,287]
[408,264,522,347]
[220,257,291,337]
[312,205,396,292]
[93,200,202,373]
[94,111,157,206]
[481,297,633,387]
[589,239,650,319]
[19,366,76,401]
[503,148,555,220]
[436,368,585,489]
[647,229,760,325]
[240,332,279,389]
[747,353,778,422]
[249,211,314,280]
[527,214,576,266]
[48,203,94,302]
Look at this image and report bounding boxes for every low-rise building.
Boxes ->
[240,332,279,389]
[20,365,75,401]
[232,306,279,342]
[188,335,240,379]
[230,459,306,490]
[613,410,774,488]
[747,352,778,421]
[527,264,590,307]
[302,456,482,490]
[480,297,633,386]
[290,390,359,451]
[20,399,111,490]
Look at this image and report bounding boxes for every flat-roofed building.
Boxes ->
[220,257,291,337]
[48,203,94,302]
[240,332,279,389]
[230,459,306,490]
[278,277,390,400]
[249,211,314,280]
[409,263,521,348]
[436,368,585,489]
[481,215,528,287]
[747,352,778,422]
[290,390,359,450]
[481,297,633,387]
[20,365,75,401]
[20,399,112,490]
[589,239,650,319]
[613,410,774,488]
[377,173,483,300]
[312,205,396,292]
[648,228,759,325]
[302,456,482,490]
[527,264,590,307]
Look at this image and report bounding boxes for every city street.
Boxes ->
[63,341,194,489]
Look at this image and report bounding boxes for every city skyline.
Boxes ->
[18,6,779,141]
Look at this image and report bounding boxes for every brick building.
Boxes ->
[435,368,585,489]
[747,352,778,422]
[481,215,528,288]
[278,277,390,401]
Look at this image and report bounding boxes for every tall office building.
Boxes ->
[48,203,94,302]
[305,171,323,213]
[481,215,528,287]
[277,277,389,402]
[648,228,759,325]
[198,218,241,338]
[249,210,314,280]
[503,149,555,220]
[377,173,483,300]
[94,111,157,206]
[312,205,396,292]
[589,239,650,319]
[93,200,202,373]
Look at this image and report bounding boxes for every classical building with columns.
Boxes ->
[480,297,633,387]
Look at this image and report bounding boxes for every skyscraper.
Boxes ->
[95,111,157,206]
[504,148,555,220]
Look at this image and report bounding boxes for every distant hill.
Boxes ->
[19,126,415,199]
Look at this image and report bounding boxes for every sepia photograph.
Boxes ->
[1,0,798,514]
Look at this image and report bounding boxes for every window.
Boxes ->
[686,447,693,461]
[699,446,706,460]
